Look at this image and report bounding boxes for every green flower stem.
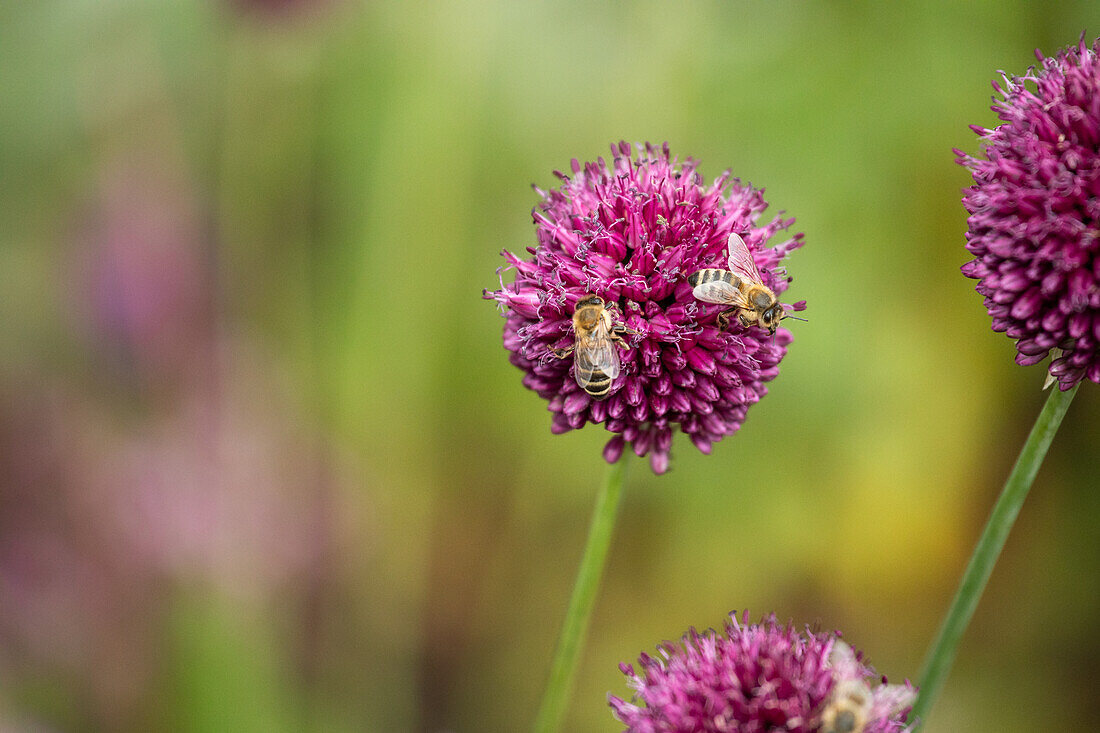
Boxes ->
[913,383,1079,728]
[533,458,628,733]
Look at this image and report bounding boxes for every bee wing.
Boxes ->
[827,641,863,679]
[869,683,917,720]
[726,232,764,284]
[692,278,751,309]
[574,335,620,386]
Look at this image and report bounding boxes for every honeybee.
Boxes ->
[819,678,872,733]
[817,641,916,733]
[687,232,786,334]
[551,294,630,400]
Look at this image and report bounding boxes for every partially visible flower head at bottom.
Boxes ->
[609,611,916,733]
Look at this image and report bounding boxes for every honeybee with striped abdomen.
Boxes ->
[551,294,630,400]
[687,232,785,334]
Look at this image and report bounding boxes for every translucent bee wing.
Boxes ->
[600,342,621,380]
[726,232,763,283]
[827,640,864,679]
[575,337,620,387]
[869,682,917,720]
[691,279,748,307]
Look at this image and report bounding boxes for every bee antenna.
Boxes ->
[783,314,808,323]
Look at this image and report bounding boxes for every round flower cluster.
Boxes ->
[486,142,803,473]
[958,35,1100,389]
[609,611,916,733]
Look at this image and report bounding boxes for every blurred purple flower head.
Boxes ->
[958,35,1100,390]
[231,0,330,17]
[609,611,916,733]
[485,142,803,473]
[71,159,212,388]
[0,349,356,726]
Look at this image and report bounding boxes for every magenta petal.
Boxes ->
[603,435,625,463]
[562,391,590,415]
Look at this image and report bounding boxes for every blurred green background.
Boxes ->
[1,1,1097,731]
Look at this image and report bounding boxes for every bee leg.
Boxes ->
[550,345,574,359]
[610,325,639,342]
[716,310,732,331]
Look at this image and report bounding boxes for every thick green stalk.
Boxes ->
[913,383,1078,728]
[533,459,628,733]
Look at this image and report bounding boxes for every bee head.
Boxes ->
[760,304,785,334]
[826,709,858,733]
[575,294,604,309]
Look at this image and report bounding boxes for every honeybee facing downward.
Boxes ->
[817,641,916,733]
[687,232,786,334]
[818,678,872,733]
[552,294,630,400]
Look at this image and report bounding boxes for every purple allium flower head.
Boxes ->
[609,611,916,733]
[958,35,1100,390]
[485,142,803,473]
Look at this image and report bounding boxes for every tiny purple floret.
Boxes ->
[958,35,1100,390]
[485,142,803,473]
[609,611,916,733]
